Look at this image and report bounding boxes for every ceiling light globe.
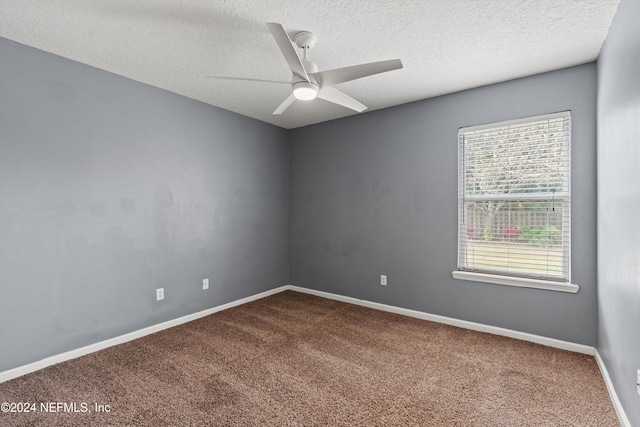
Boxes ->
[293,81,318,101]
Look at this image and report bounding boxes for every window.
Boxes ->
[453,111,578,293]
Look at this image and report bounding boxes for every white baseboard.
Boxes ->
[0,286,288,384]
[0,283,613,420]
[286,285,595,355]
[594,349,631,427]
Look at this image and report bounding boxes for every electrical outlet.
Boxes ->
[380,275,387,286]
[202,278,209,290]
[156,288,164,301]
[637,369,640,396]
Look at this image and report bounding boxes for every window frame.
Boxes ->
[452,111,579,293]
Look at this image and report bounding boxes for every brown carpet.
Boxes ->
[0,291,619,426]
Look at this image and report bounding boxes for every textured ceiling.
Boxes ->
[0,0,620,129]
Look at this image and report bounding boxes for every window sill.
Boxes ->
[451,271,579,293]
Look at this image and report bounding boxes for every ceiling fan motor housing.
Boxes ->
[292,54,319,100]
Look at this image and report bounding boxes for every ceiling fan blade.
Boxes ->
[273,94,296,115]
[205,76,289,84]
[266,22,309,82]
[312,59,403,88]
[317,87,367,112]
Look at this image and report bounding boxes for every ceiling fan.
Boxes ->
[207,23,403,115]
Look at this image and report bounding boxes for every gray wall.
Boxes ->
[291,63,598,345]
[596,0,640,424]
[0,38,290,372]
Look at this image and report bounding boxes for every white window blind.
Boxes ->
[457,111,571,283]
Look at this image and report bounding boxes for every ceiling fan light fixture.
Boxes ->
[293,81,318,100]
